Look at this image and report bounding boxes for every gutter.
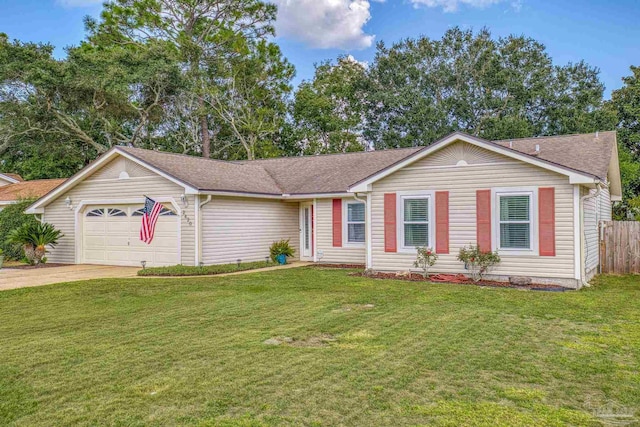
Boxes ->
[579,182,602,287]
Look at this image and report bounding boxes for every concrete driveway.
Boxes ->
[0,264,139,291]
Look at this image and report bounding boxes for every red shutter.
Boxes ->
[384,193,397,253]
[476,190,492,252]
[539,187,556,256]
[435,191,449,254]
[332,199,342,247]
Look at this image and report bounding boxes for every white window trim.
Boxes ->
[343,199,366,247]
[396,190,436,254]
[491,187,538,256]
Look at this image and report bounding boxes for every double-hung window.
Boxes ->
[497,192,533,251]
[345,201,365,244]
[401,195,431,248]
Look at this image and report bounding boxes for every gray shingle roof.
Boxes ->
[493,131,616,180]
[118,131,615,195]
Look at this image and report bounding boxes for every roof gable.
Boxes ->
[349,132,607,192]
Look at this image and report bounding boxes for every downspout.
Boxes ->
[194,195,212,266]
[579,183,602,287]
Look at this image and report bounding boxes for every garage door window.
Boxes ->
[86,209,105,217]
[132,206,177,216]
[107,208,127,217]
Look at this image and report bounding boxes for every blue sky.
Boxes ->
[1,0,638,98]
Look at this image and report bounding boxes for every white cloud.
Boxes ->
[410,0,508,12]
[272,0,375,50]
[55,0,102,7]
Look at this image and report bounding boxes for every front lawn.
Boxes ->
[0,269,638,426]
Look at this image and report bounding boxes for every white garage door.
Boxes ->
[83,204,180,267]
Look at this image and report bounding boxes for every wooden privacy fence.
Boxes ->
[599,221,640,274]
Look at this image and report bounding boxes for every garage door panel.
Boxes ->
[83,205,179,267]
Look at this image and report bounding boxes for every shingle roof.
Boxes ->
[0,178,66,202]
[2,173,23,182]
[117,131,615,195]
[119,146,422,194]
[493,131,616,180]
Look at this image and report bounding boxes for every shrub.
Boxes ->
[270,239,295,262]
[7,222,63,265]
[457,244,501,282]
[414,246,438,278]
[0,198,38,260]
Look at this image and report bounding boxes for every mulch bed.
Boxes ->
[3,263,69,270]
[312,263,366,269]
[350,272,570,291]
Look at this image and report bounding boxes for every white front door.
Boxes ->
[82,204,180,267]
[300,202,313,260]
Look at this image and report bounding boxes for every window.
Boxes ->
[86,209,105,217]
[401,196,431,248]
[159,207,177,216]
[132,206,176,216]
[345,201,365,244]
[107,208,127,217]
[498,193,532,250]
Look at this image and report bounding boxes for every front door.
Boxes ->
[300,202,313,260]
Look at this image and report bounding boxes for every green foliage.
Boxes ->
[269,239,295,262]
[457,244,501,282]
[413,246,438,278]
[137,260,269,277]
[291,56,368,155]
[363,27,613,149]
[0,199,38,260]
[607,66,640,219]
[7,221,63,265]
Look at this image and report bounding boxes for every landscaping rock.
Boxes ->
[509,276,532,286]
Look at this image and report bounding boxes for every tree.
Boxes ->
[607,66,640,219]
[88,0,278,158]
[205,40,294,160]
[0,34,183,161]
[291,56,367,155]
[363,28,613,149]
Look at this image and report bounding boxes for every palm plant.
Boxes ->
[7,222,63,265]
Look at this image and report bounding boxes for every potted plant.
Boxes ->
[270,239,295,265]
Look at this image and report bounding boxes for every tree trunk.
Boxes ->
[199,97,211,158]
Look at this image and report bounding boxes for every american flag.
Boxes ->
[140,196,162,244]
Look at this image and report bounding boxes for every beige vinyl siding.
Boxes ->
[201,197,299,265]
[583,185,612,275]
[315,198,366,264]
[43,156,195,265]
[370,142,576,280]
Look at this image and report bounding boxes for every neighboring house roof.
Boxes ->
[4,173,23,182]
[0,172,23,184]
[27,131,621,213]
[0,178,66,203]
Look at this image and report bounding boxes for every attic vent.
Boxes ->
[119,171,130,180]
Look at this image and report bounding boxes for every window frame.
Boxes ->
[492,187,538,256]
[342,199,366,247]
[397,191,435,253]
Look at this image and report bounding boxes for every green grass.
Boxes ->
[0,269,638,426]
[137,260,270,276]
